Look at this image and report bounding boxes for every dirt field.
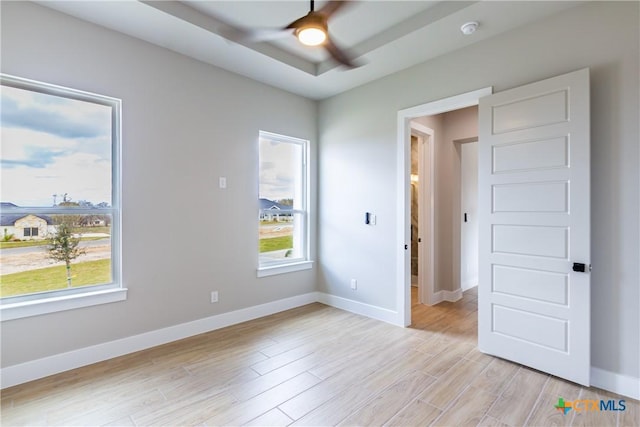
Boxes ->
[0,245,111,275]
[259,223,294,238]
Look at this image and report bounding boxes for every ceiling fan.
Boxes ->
[239,0,358,68]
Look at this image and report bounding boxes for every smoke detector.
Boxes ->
[460,21,479,35]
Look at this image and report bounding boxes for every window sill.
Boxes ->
[1,288,127,321]
[257,261,313,278]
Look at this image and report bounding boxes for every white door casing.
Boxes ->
[478,68,591,385]
[398,87,492,326]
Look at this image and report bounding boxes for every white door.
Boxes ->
[478,68,591,385]
[460,141,479,291]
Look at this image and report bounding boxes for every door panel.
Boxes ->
[492,305,568,351]
[478,68,590,385]
[492,265,568,305]
[493,181,568,213]
[491,89,568,134]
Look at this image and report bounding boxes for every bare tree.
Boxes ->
[48,223,86,287]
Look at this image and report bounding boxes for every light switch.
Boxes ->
[219,177,227,189]
[365,212,377,225]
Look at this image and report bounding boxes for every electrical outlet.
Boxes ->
[210,291,219,303]
[219,177,227,189]
[350,279,357,290]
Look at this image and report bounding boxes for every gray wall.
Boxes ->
[318,1,639,378]
[1,0,638,383]
[0,2,317,367]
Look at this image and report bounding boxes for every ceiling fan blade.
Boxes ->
[325,36,358,68]
[247,28,295,42]
[285,14,312,30]
[219,25,293,43]
[318,1,351,18]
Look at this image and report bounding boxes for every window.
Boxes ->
[23,227,38,237]
[0,74,124,319]
[258,131,311,275]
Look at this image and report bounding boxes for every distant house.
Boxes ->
[80,216,106,227]
[259,198,293,222]
[0,203,56,240]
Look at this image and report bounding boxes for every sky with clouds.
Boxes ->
[259,138,302,203]
[1,85,112,207]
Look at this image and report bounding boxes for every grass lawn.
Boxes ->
[0,259,111,297]
[71,226,111,234]
[259,235,293,253]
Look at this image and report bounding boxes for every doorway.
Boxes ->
[409,124,434,306]
[411,112,478,310]
[396,87,492,326]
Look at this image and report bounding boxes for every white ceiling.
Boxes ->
[38,1,581,100]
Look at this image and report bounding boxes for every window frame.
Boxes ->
[257,131,312,276]
[0,74,125,320]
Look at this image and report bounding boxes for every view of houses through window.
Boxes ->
[0,75,120,300]
[258,131,309,268]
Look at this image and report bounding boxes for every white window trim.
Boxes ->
[257,131,311,275]
[1,288,127,321]
[0,74,124,320]
[257,260,313,278]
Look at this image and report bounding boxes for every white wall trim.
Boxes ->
[257,260,313,277]
[316,292,402,326]
[442,289,462,302]
[429,289,463,305]
[1,288,128,321]
[591,367,640,400]
[2,290,638,400]
[0,292,317,389]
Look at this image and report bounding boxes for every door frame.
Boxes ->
[396,87,492,326]
[410,123,434,306]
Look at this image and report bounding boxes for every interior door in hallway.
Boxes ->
[460,141,478,291]
[478,68,591,385]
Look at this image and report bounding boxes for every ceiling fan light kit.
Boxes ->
[297,27,327,46]
[294,13,328,46]
[240,0,356,68]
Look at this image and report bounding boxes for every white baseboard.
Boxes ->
[591,367,640,400]
[0,292,317,389]
[316,292,402,326]
[430,289,463,304]
[3,291,638,401]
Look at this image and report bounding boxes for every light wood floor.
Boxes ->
[1,287,637,426]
